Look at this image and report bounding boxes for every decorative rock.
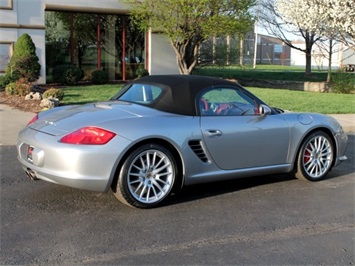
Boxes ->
[40,98,53,108]
[32,92,42,100]
[25,92,42,100]
[40,96,59,109]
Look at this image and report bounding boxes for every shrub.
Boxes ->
[53,65,83,85]
[43,88,65,100]
[91,70,109,84]
[0,75,5,88]
[52,65,66,83]
[5,33,41,83]
[4,80,30,95]
[16,82,30,96]
[45,41,68,68]
[5,82,17,95]
[64,66,83,85]
[330,71,355,94]
[0,74,15,88]
[135,68,149,78]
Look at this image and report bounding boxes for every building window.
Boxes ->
[0,0,13,10]
[0,42,13,73]
[45,11,145,82]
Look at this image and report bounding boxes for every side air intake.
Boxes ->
[188,140,209,163]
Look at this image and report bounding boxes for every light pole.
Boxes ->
[253,2,259,69]
[253,21,258,69]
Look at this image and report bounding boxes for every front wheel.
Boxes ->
[113,144,177,208]
[295,131,334,181]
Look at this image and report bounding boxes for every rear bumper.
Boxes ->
[17,128,132,192]
[19,163,110,192]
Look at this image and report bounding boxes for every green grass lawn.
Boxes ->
[61,84,355,114]
[193,65,329,82]
[248,88,355,114]
[61,84,123,105]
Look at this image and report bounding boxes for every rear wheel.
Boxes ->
[295,131,334,181]
[113,144,177,208]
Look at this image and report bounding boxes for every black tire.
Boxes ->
[295,131,334,181]
[113,144,177,208]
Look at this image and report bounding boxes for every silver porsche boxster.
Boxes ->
[17,75,348,208]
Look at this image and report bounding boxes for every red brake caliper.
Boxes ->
[304,145,311,163]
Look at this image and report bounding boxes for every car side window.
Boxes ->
[118,84,162,104]
[200,88,258,116]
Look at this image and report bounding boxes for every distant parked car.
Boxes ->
[17,75,348,208]
[345,64,354,72]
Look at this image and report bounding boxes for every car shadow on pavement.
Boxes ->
[166,173,295,207]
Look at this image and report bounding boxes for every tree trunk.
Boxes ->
[327,39,333,83]
[304,32,313,77]
[172,41,189,74]
[305,51,312,77]
[172,40,200,75]
[239,38,244,66]
[226,35,230,65]
[212,36,216,65]
[177,56,190,74]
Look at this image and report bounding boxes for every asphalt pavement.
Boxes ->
[1,103,354,265]
[1,103,354,146]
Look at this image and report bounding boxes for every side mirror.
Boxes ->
[259,104,272,117]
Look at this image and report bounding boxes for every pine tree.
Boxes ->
[5,33,41,83]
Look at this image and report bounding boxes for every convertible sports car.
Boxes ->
[17,75,348,208]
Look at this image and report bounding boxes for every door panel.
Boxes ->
[201,115,289,170]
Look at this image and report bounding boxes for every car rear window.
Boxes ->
[118,84,163,104]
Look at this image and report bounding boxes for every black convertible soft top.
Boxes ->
[113,75,244,116]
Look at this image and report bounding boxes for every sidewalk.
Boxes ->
[327,114,355,133]
[0,103,354,146]
[0,104,34,145]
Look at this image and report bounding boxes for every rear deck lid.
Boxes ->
[29,101,155,135]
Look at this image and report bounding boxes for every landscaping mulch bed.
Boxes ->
[0,91,42,113]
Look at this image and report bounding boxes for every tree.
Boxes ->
[277,0,354,80]
[5,33,41,83]
[53,12,98,68]
[259,0,354,77]
[200,36,241,66]
[317,0,354,47]
[45,12,71,68]
[126,0,255,74]
[308,0,354,82]
[259,0,321,76]
[47,11,145,77]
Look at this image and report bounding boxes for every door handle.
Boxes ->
[206,129,223,137]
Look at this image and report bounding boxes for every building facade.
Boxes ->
[0,0,179,84]
[254,34,291,66]
[290,40,355,69]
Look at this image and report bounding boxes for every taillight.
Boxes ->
[27,114,39,126]
[60,127,116,145]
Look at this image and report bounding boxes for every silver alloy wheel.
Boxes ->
[302,135,333,179]
[127,149,174,204]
